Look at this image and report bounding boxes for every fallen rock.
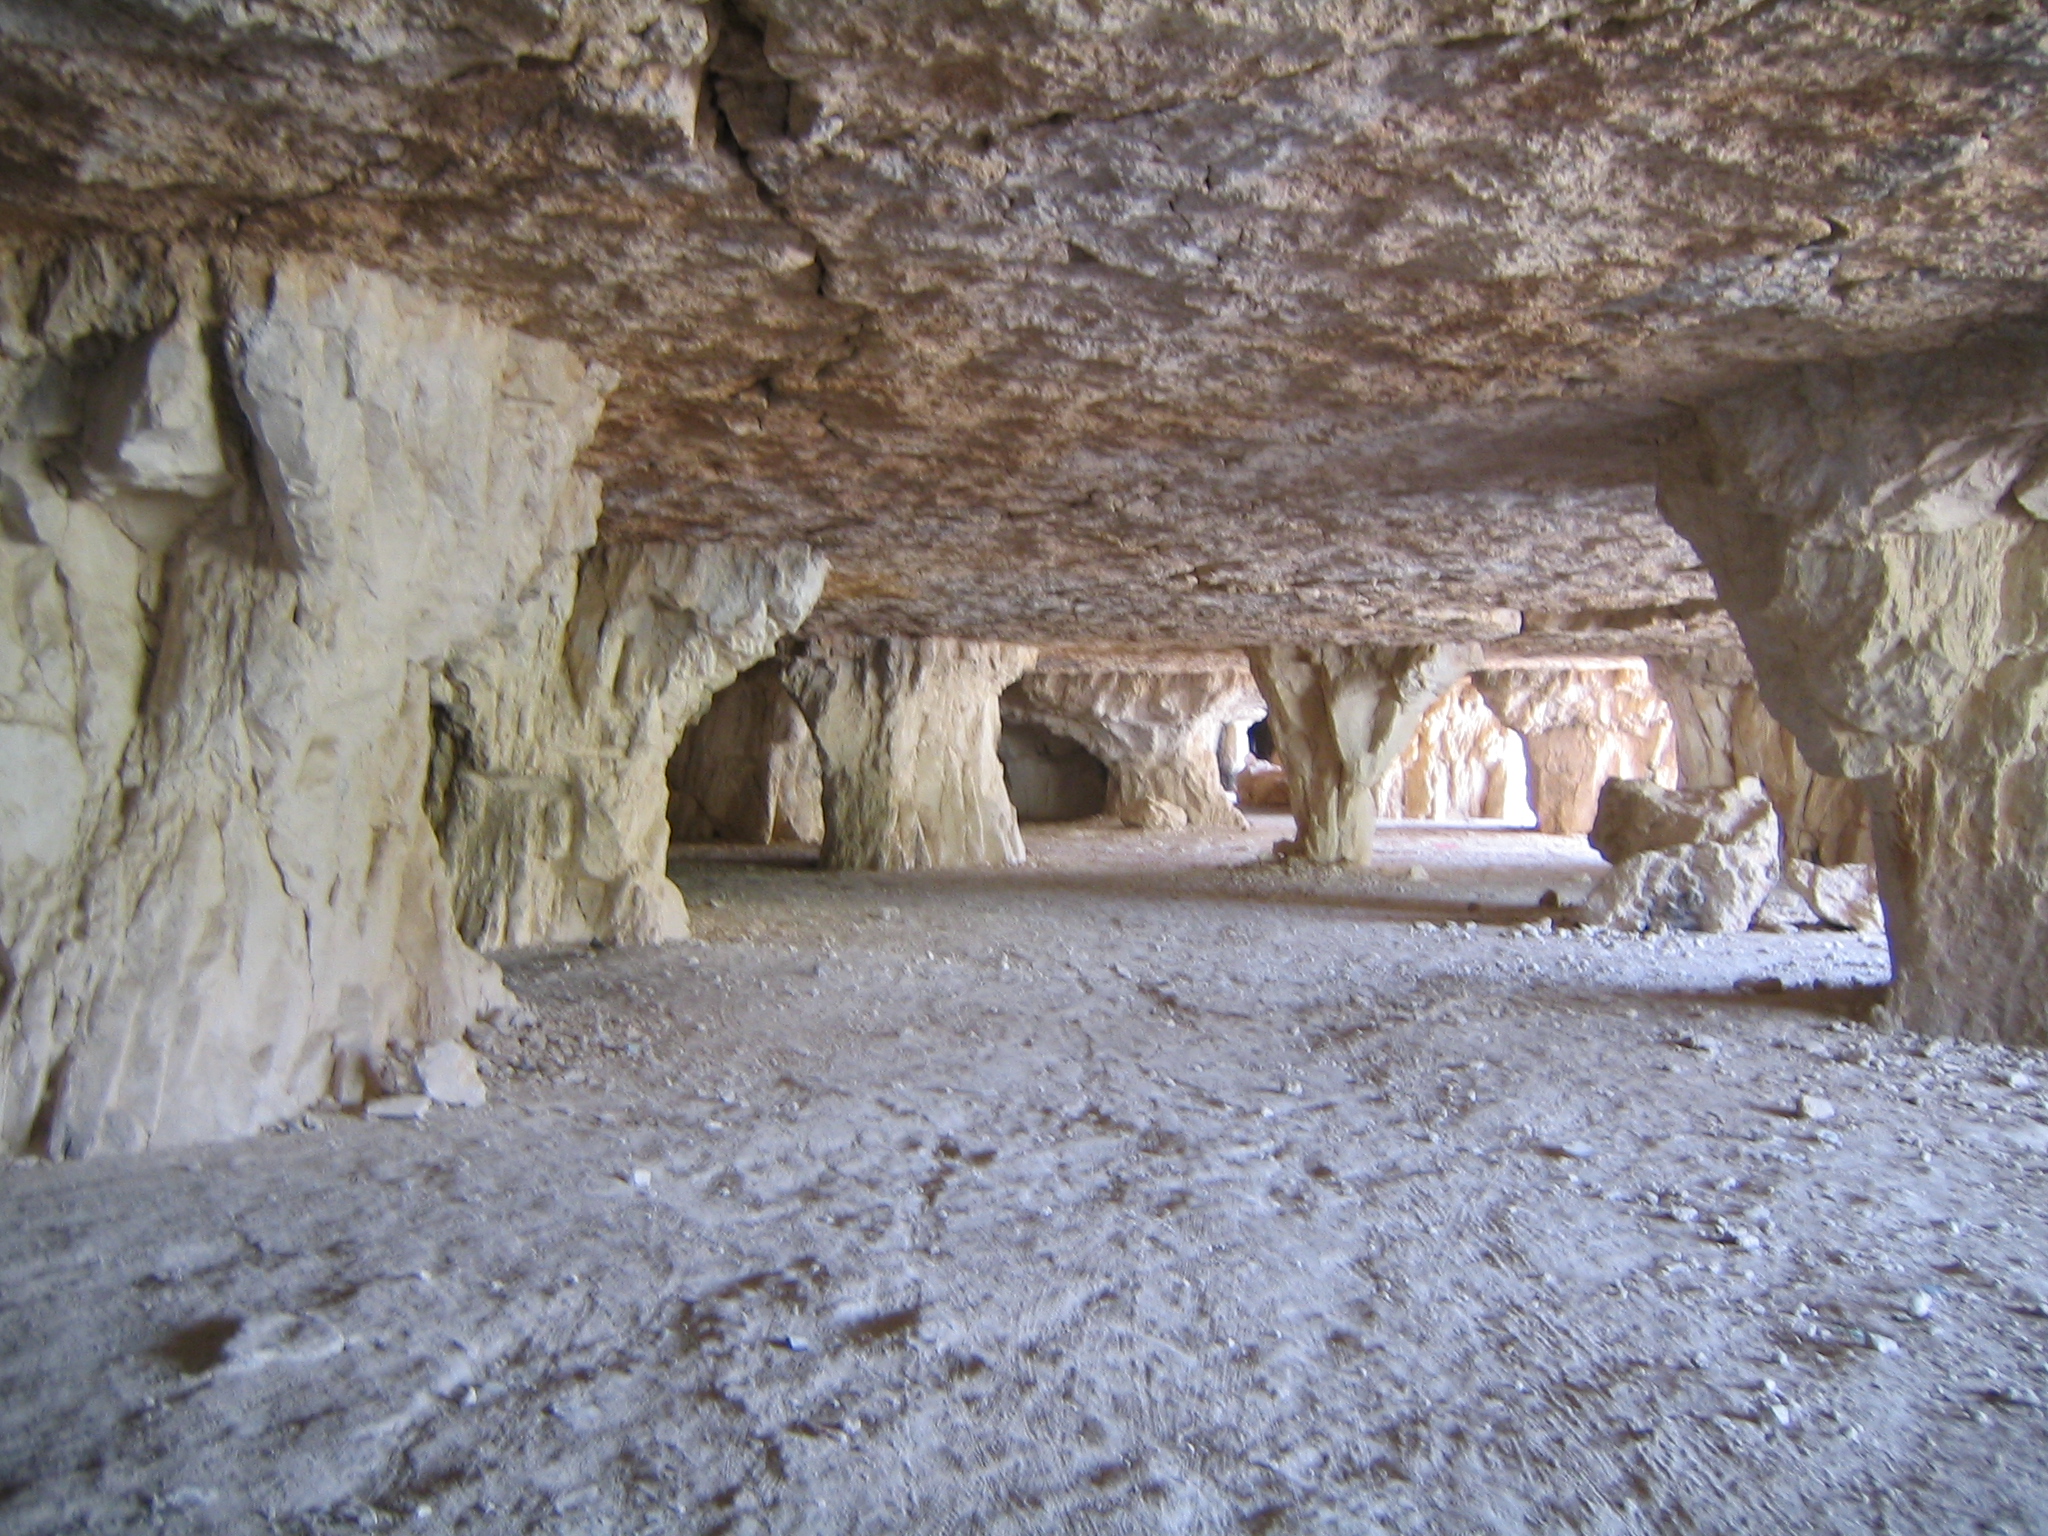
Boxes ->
[1121,795,1190,832]
[1797,1093,1837,1122]
[1759,860,1885,932]
[1583,778,1781,934]
[1235,758,1291,810]
[418,1041,488,1109]
[365,1095,431,1122]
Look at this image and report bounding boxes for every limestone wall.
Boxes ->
[1372,677,1534,824]
[1002,661,1263,830]
[1473,661,1678,836]
[0,241,612,1154]
[431,542,825,948]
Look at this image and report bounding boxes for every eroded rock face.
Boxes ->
[1650,650,1870,866]
[1374,676,1533,824]
[1584,778,1780,934]
[1473,661,1676,836]
[431,541,825,949]
[1659,324,2048,1044]
[668,660,826,846]
[0,241,611,1154]
[1246,642,1477,863]
[782,637,1036,871]
[1003,660,1264,830]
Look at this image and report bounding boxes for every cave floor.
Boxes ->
[4,815,2047,1534]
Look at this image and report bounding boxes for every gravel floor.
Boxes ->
[3,816,2045,1534]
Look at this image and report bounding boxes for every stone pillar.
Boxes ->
[1002,661,1266,831]
[668,660,825,846]
[430,542,825,949]
[1245,642,1478,863]
[1472,662,1677,836]
[1649,650,1870,865]
[1658,324,2048,1045]
[782,637,1037,871]
[0,245,612,1155]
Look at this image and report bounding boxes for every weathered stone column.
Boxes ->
[1472,662,1676,836]
[782,637,1037,870]
[430,542,825,949]
[1245,642,1478,863]
[1002,661,1266,831]
[1659,325,2048,1045]
[1649,649,1869,865]
[0,245,612,1154]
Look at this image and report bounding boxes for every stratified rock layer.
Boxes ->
[1659,324,2048,1045]
[431,541,825,949]
[1473,662,1676,837]
[1003,661,1264,831]
[783,637,1036,871]
[0,241,611,1155]
[1247,643,1477,864]
[668,661,826,846]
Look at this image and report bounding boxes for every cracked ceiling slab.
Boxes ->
[4,0,2046,645]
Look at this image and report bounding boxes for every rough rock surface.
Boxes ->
[1003,658,1264,830]
[668,660,825,846]
[1374,675,1534,824]
[1474,660,1676,836]
[783,637,1036,870]
[1659,324,2048,1046]
[0,242,610,1155]
[1246,642,1477,863]
[431,541,824,948]
[1584,777,1781,934]
[1651,649,1871,865]
[6,5,2047,646]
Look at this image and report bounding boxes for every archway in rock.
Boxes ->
[997,720,1112,822]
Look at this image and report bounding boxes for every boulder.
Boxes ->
[1583,778,1781,933]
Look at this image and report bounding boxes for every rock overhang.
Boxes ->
[7,0,2047,645]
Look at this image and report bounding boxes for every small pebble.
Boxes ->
[1908,1290,1935,1319]
[2006,1071,2037,1091]
[629,1168,653,1190]
[1797,1093,1836,1122]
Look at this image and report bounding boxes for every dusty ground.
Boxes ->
[3,814,2046,1534]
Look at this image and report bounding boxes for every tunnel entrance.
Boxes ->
[997,721,1111,822]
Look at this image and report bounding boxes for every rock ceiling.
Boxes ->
[5,1,2047,646]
